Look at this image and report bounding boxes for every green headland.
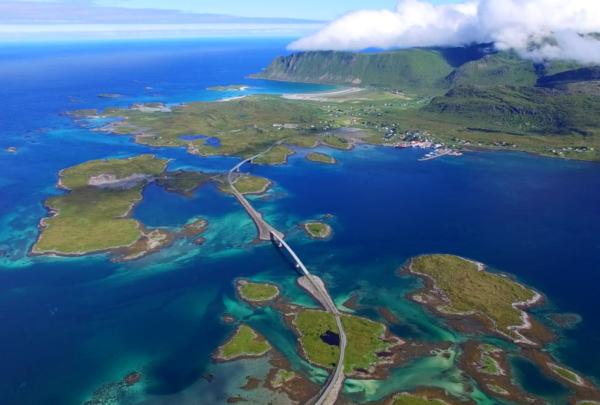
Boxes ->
[306,152,336,164]
[214,325,272,362]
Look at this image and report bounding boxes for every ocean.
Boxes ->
[0,38,599,405]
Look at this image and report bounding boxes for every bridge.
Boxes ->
[227,147,347,405]
[271,233,347,405]
[227,153,284,241]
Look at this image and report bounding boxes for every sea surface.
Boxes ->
[1,39,599,405]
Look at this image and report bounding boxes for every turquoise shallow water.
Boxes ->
[1,39,600,405]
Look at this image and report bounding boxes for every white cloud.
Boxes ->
[289,0,600,64]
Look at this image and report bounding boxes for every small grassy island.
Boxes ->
[302,221,332,239]
[225,174,272,195]
[548,363,585,386]
[293,309,399,376]
[252,145,294,165]
[214,325,272,362]
[237,280,280,303]
[306,152,336,164]
[33,155,168,256]
[407,254,541,344]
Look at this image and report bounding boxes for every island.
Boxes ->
[32,155,168,257]
[222,174,272,195]
[405,254,543,345]
[291,308,402,378]
[458,341,538,403]
[236,280,280,303]
[306,152,336,164]
[214,325,272,362]
[302,221,332,239]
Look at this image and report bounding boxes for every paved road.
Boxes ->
[227,151,283,241]
[228,144,347,405]
[272,234,347,405]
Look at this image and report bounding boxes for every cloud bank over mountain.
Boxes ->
[289,0,600,64]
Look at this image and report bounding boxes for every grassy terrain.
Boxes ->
[294,309,389,373]
[156,170,211,195]
[60,154,165,190]
[237,280,279,302]
[391,393,447,405]
[33,155,168,255]
[303,222,332,239]
[252,145,294,164]
[410,255,538,340]
[255,49,458,95]
[306,152,336,164]
[321,136,352,150]
[103,96,329,158]
[549,363,583,384]
[271,369,296,388]
[217,325,271,361]
[227,175,271,195]
[477,345,503,375]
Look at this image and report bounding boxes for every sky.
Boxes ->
[0,0,458,41]
[3,0,600,65]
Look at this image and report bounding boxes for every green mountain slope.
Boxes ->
[445,51,539,87]
[422,85,600,135]
[253,49,457,95]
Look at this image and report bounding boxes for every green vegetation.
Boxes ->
[548,363,583,385]
[216,325,271,361]
[33,155,167,255]
[253,145,294,164]
[271,369,296,388]
[303,222,332,239]
[409,255,538,341]
[294,309,390,373]
[102,96,328,158]
[59,154,165,190]
[447,51,540,88]
[391,393,447,405]
[255,49,458,95]
[306,152,336,164]
[477,345,503,375]
[156,170,211,195]
[237,280,279,302]
[321,136,352,150]
[227,175,271,195]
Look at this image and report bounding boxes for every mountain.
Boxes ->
[422,85,600,135]
[537,67,600,94]
[255,47,588,94]
[253,48,471,95]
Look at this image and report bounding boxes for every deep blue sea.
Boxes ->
[0,38,599,405]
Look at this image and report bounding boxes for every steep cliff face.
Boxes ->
[253,49,458,95]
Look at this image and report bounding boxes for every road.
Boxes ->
[228,145,347,404]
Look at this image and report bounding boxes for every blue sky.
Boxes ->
[0,0,461,41]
